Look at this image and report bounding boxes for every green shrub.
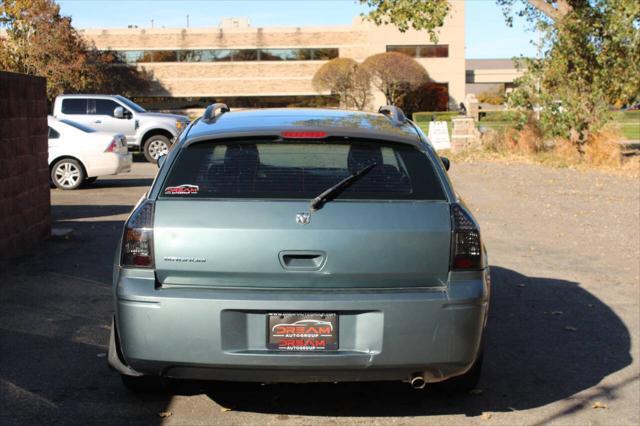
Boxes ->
[477,87,506,105]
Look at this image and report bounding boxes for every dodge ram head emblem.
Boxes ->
[296,212,310,225]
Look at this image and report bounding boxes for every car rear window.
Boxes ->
[160,140,446,200]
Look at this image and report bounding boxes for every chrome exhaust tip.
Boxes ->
[410,375,426,390]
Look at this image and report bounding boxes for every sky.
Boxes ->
[57,0,538,59]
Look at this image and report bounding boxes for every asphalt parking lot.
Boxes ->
[1,160,638,425]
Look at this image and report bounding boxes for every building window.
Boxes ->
[233,49,259,61]
[117,51,146,63]
[149,50,179,62]
[115,48,339,63]
[313,48,339,60]
[131,95,339,110]
[419,45,448,58]
[387,45,418,57]
[259,49,307,61]
[386,45,448,58]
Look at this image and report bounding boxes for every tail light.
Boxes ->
[121,200,154,268]
[281,131,328,139]
[105,138,118,153]
[450,203,483,270]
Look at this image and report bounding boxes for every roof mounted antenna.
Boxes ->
[378,105,407,126]
[203,103,230,123]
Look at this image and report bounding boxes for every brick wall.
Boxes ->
[0,71,50,258]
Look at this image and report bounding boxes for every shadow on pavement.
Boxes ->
[52,205,133,221]
[133,153,149,163]
[49,177,153,191]
[0,213,175,424]
[1,196,633,424]
[87,177,154,189]
[164,266,632,418]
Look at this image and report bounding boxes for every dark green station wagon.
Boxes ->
[109,104,490,392]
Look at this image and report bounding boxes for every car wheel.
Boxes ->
[143,135,171,163]
[120,374,165,393]
[51,159,85,190]
[434,350,484,394]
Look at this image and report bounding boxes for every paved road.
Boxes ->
[1,161,638,425]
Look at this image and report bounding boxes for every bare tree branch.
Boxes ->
[527,0,572,22]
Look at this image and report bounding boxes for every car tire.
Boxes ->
[51,158,85,190]
[120,374,165,393]
[434,350,484,394]
[143,135,171,163]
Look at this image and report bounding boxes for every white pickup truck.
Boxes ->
[53,94,189,163]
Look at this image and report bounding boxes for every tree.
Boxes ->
[360,52,428,105]
[397,81,449,116]
[312,58,371,110]
[508,1,640,152]
[0,0,152,101]
[1,0,92,99]
[359,0,583,33]
[349,65,373,111]
[359,0,450,41]
[360,0,640,154]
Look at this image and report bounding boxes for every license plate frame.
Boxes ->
[267,312,338,351]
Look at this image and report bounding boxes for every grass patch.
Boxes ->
[478,121,515,131]
[412,111,459,124]
[617,121,640,140]
[413,111,462,139]
[612,110,640,120]
[414,109,639,142]
[612,110,640,140]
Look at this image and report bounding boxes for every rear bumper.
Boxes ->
[89,153,132,177]
[111,270,490,383]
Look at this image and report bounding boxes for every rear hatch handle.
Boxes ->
[279,251,326,271]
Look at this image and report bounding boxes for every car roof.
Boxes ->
[184,108,423,147]
[56,94,118,99]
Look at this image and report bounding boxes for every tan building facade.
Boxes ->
[80,2,465,111]
[466,59,526,96]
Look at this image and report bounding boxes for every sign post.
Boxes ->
[428,121,451,151]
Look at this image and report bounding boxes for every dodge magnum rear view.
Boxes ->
[109,105,490,392]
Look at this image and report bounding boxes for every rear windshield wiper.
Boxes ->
[309,163,377,212]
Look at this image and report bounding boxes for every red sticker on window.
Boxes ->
[164,184,199,195]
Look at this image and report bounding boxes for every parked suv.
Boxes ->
[53,94,189,163]
[109,104,490,392]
